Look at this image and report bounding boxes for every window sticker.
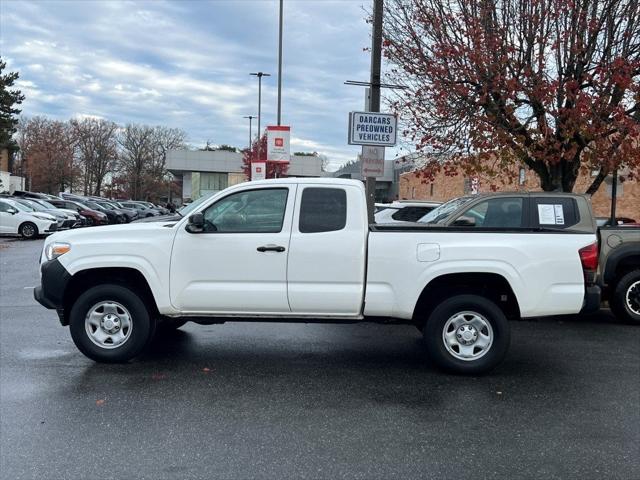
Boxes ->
[538,204,556,224]
[538,204,565,225]
[554,205,565,225]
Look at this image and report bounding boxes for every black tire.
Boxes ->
[69,284,155,363]
[19,222,38,239]
[423,294,510,374]
[610,270,640,324]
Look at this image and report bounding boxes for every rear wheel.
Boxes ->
[423,294,510,374]
[69,284,154,362]
[610,270,640,324]
[19,222,38,239]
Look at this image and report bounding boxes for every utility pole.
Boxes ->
[277,0,284,126]
[250,72,270,163]
[366,0,384,223]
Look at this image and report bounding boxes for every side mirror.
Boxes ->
[7,208,18,215]
[185,212,205,233]
[452,216,475,227]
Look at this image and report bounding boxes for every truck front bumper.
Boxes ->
[33,258,71,325]
[580,285,601,314]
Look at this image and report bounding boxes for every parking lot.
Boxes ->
[0,237,638,480]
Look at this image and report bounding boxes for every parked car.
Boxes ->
[48,199,108,226]
[34,179,599,374]
[375,200,442,223]
[93,200,138,223]
[12,198,78,230]
[117,201,155,218]
[29,199,83,227]
[0,198,58,239]
[598,225,640,323]
[134,200,168,215]
[126,201,164,216]
[75,200,123,224]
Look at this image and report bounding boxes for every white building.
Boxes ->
[166,149,324,201]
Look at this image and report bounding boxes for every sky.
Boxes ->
[1,0,409,170]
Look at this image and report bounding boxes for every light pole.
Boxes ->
[250,72,271,163]
[277,0,284,126]
[243,115,256,154]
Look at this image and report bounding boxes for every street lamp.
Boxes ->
[243,115,256,168]
[250,72,271,163]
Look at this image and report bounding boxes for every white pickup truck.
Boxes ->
[34,178,600,373]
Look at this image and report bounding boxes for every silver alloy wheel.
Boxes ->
[442,310,493,361]
[21,224,36,238]
[85,301,133,349]
[626,281,640,316]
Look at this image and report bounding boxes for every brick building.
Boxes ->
[398,160,639,219]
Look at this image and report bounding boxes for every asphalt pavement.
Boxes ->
[0,237,639,480]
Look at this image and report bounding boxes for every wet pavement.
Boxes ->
[1,237,639,480]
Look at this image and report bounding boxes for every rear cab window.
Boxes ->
[299,187,347,233]
[531,197,580,229]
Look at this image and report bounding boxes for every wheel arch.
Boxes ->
[603,244,640,286]
[62,267,159,325]
[412,272,521,326]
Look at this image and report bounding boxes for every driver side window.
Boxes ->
[202,188,288,233]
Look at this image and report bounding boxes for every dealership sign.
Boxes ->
[360,145,385,178]
[348,112,397,147]
[251,162,266,181]
[267,126,290,163]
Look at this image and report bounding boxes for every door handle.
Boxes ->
[257,245,286,253]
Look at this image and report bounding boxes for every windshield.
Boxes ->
[178,193,214,217]
[8,200,31,212]
[418,196,474,224]
[35,200,57,209]
[25,200,49,211]
[84,201,101,210]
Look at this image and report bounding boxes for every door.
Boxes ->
[0,201,19,234]
[287,185,367,316]
[170,186,295,314]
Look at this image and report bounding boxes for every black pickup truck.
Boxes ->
[598,226,640,323]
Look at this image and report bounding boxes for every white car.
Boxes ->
[375,200,441,223]
[0,198,58,239]
[35,179,600,374]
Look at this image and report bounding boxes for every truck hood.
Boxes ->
[46,221,179,244]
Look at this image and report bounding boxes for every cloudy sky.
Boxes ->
[1,0,410,170]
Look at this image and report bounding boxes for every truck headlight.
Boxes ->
[45,242,71,261]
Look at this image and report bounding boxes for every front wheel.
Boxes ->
[19,222,38,239]
[610,270,640,324]
[69,284,154,362]
[423,294,510,374]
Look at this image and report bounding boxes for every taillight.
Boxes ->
[578,242,599,284]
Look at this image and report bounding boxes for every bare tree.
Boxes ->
[117,124,186,200]
[17,116,77,193]
[70,118,119,195]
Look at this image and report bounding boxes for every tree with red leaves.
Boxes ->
[241,133,289,179]
[383,0,640,192]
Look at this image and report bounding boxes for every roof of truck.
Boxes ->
[245,177,364,187]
